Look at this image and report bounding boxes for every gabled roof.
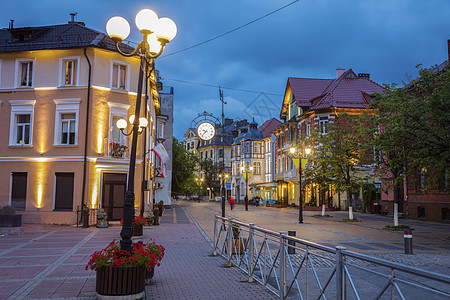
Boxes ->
[184,128,197,138]
[280,69,384,119]
[0,23,133,53]
[258,118,282,139]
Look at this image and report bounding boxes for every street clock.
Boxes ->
[197,122,215,141]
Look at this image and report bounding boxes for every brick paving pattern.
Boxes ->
[0,206,276,299]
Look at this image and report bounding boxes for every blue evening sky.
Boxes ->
[1,0,449,139]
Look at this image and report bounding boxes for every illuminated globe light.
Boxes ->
[148,34,163,54]
[129,115,135,124]
[154,17,177,43]
[305,148,311,155]
[135,9,158,32]
[139,117,148,128]
[106,16,130,42]
[116,118,127,130]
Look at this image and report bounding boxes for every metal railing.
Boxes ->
[213,215,450,299]
[75,206,98,227]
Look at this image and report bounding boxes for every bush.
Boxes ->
[1,205,16,215]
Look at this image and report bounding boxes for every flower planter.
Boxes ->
[145,268,155,285]
[0,215,22,227]
[132,223,143,238]
[96,265,145,299]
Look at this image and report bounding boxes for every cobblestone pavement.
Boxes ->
[0,207,276,300]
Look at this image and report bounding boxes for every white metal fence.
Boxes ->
[212,214,450,300]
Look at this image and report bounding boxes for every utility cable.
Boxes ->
[160,0,300,58]
[162,77,282,96]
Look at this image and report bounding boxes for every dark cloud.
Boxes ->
[2,0,449,138]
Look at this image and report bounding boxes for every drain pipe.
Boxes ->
[81,47,92,228]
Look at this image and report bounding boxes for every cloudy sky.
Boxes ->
[2,0,449,139]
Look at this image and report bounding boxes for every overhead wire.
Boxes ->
[161,77,283,96]
[159,0,300,58]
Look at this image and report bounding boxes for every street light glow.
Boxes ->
[135,9,158,32]
[106,16,130,42]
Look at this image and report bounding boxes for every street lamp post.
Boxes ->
[289,146,311,223]
[219,174,229,210]
[240,165,253,211]
[106,9,176,253]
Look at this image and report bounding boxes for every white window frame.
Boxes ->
[59,56,80,87]
[253,162,261,175]
[110,60,130,91]
[53,99,81,146]
[9,100,36,146]
[15,58,35,88]
[319,116,328,134]
[108,102,129,148]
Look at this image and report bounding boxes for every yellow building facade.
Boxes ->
[0,22,159,224]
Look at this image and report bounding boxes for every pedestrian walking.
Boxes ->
[229,197,235,210]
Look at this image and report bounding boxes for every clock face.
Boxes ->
[197,122,215,141]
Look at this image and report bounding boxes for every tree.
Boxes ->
[312,113,373,219]
[171,137,199,196]
[370,63,450,224]
[199,159,220,198]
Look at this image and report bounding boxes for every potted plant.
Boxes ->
[110,142,128,158]
[143,208,154,226]
[86,239,165,298]
[120,216,146,238]
[0,205,22,227]
[227,224,247,255]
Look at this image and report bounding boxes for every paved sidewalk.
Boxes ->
[0,206,276,299]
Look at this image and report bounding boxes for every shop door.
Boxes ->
[102,173,127,221]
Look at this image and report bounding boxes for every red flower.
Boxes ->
[85,239,165,271]
[120,215,147,226]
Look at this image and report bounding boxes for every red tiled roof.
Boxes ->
[258,118,282,139]
[289,69,384,110]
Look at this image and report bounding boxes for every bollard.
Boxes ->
[404,229,413,254]
[288,231,296,254]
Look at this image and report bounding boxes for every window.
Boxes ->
[59,56,79,86]
[111,61,129,90]
[9,100,35,146]
[16,59,34,87]
[319,117,328,134]
[53,99,80,146]
[108,102,129,152]
[60,113,76,144]
[219,149,224,157]
[11,172,27,210]
[253,162,261,175]
[54,173,74,211]
[158,121,165,139]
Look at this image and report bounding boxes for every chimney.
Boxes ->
[336,68,345,79]
[70,13,76,22]
[9,20,14,29]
